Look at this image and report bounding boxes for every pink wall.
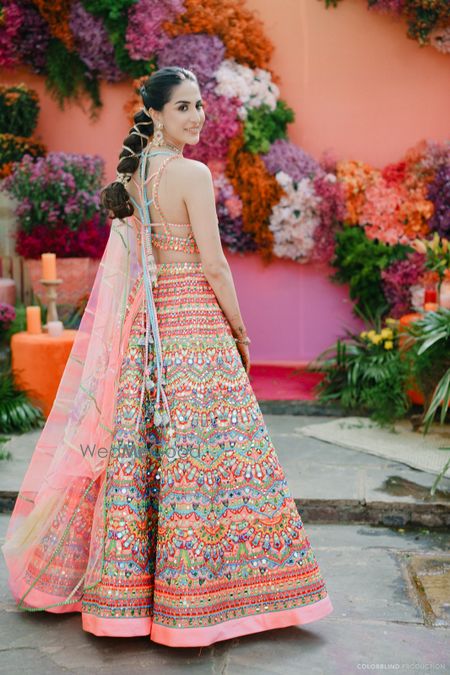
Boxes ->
[2,0,449,362]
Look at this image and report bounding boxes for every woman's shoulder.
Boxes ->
[175,156,211,175]
[175,157,213,188]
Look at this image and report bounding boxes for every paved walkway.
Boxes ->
[1,414,449,526]
[0,517,448,674]
[0,414,449,673]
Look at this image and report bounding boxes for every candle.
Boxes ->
[26,306,42,334]
[41,253,57,281]
[47,320,64,337]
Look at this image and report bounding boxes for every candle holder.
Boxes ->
[40,278,62,325]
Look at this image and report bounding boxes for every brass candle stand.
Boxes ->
[40,278,62,325]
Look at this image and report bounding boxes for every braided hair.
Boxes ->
[100,66,198,219]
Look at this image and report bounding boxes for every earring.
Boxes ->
[153,121,164,147]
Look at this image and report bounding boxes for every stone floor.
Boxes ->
[0,518,449,674]
[1,413,449,673]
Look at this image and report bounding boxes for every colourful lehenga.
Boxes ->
[2,148,333,647]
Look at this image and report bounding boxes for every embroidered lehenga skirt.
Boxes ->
[7,260,332,647]
[76,261,333,645]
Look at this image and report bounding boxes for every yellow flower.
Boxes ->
[384,340,394,350]
[372,334,383,345]
[431,232,440,252]
[360,331,368,339]
[381,328,393,339]
[385,317,397,326]
[367,330,376,339]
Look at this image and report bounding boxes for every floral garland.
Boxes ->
[2,0,449,302]
[322,1,450,54]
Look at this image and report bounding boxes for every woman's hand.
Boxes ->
[236,340,250,374]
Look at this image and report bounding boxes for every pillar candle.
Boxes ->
[26,306,42,334]
[41,253,57,281]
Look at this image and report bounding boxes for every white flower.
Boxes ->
[214,58,280,119]
[429,26,450,54]
[269,172,322,262]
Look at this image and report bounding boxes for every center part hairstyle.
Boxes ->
[100,66,198,220]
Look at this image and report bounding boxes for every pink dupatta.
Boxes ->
[1,217,147,610]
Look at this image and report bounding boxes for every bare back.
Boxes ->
[127,150,201,264]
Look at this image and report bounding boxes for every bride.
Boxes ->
[2,65,333,647]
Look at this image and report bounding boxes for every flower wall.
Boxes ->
[0,0,448,360]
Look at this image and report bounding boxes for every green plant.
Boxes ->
[330,224,410,319]
[45,40,102,118]
[430,451,450,497]
[310,313,412,428]
[0,84,40,137]
[243,100,295,154]
[404,308,450,432]
[0,364,45,434]
[0,435,12,461]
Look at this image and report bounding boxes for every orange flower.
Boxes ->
[163,0,275,72]
[225,134,283,264]
[336,160,377,225]
[0,162,14,179]
[421,269,439,286]
[31,0,75,51]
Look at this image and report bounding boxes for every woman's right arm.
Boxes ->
[182,161,249,344]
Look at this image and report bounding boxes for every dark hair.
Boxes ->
[100,66,198,219]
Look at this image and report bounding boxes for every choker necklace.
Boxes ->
[149,139,183,155]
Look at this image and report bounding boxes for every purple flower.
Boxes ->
[0,302,16,331]
[217,206,256,254]
[157,34,226,89]
[69,0,122,82]
[261,139,321,182]
[212,173,255,253]
[311,173,346,263]
[2,151,106,237]
[369,0,405,15]
[0,1,23,68]
[381,252,426,318]
[69,1,123,82]
[15,0,50,73]
[428,163,450,237]
[125,0,185,61]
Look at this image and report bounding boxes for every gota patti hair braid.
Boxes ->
[115,106,154,186]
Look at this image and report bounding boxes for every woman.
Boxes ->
[2,66,333,647]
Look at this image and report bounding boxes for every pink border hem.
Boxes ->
[81,595,333,646]
[82,613,152,637]
[150,595,334,647]
[9,575,333,647]
[8,577,82,614]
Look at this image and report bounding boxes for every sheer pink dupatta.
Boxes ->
[1,217,144,611]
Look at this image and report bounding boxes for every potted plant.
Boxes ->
[403,308,450,432]
[309,312,413,430]
[1,152,109,306]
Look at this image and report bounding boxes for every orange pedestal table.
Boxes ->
[11,330,77,418]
